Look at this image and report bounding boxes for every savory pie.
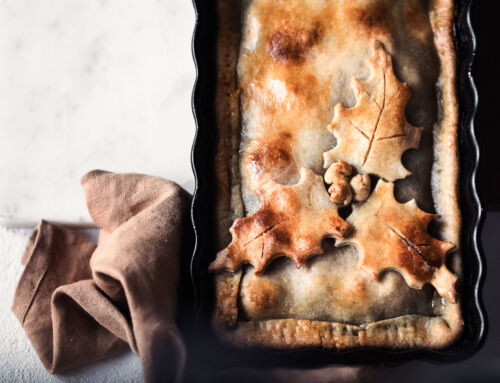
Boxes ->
[210,0,462,350]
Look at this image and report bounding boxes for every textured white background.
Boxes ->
[0,0,196,225]
[0,0,194,381]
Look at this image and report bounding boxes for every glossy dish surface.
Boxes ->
[190,0,485,367]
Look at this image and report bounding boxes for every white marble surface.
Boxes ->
[0,0,196,225]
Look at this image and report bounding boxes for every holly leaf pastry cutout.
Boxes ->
[323,41,423,182]
[210,167,351,274]
[337,180,457,302]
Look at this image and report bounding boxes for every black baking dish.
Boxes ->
[190,0,486,369]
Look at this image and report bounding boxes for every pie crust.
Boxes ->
[211,0,462,350]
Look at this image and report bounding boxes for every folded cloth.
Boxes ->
[11,170,376,383]
[12,170,191,383]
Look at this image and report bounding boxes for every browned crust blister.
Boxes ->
[212,0,463,351]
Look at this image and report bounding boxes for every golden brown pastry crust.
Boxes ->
[337,180,457,303]
[214,0,244,249]
[210,168,351,274]
[323,40,423,183]
[212,0,462,350]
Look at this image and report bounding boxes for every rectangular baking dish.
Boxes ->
[190,0,486,368]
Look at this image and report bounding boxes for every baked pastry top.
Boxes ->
[211,0,462,350]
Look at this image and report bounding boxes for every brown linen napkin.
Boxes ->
[12,170,191,383]
[11,169,375,383]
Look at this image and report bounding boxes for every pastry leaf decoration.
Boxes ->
[337,180,457,302]
[323,41,423,182]
[210,167,351,274]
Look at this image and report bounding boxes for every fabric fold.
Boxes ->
[12,171,191,382]
[11,170,373,382]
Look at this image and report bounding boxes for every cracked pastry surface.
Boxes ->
[212,0,462,350]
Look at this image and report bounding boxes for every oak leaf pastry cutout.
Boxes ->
[323,41,423,182]
[337,180,457,303]
[210,167,351,274]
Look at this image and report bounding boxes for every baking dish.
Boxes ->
[190,0,486,368]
